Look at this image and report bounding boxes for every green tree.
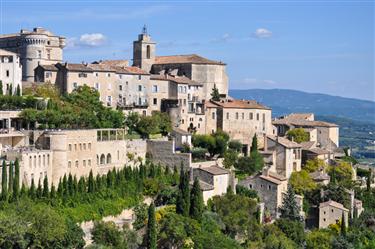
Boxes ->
[304,158,326,173]
[289,170,317,195]
[0,80,3,95]
[176,168,190,217]
[88,170,95,193]
[8,161,13,194]
[29,178,36,199]
[190,177,204,220]
[341,212,346,236]
[279,184,302,222]
[146,203,157,249]
[228,140,242,152]
[12,158,20,200]
[251,134,258,153]
[275,218,305,246]
[125,112,140,134]
[36,179,42,199]
[16,84,21,96]
[133,203,148,230]
[223,149,238,169]
[328,161,353,186]
[305,229,333,249]
[210,84,220,101]
[43,175,49,198]
[286,128,310,143]
[91,221,123,248]
[1,161,7,200]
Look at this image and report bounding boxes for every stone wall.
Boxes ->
[146,140,191,169]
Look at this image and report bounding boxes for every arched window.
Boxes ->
[100,154,106,165]
[97,155,99,165]
[106,153,112,164]
[146,45,151,59]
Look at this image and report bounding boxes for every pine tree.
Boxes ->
[210,84,220,101]
[279,184,302,222]
[190,177,204,219]
[251,134,258,153]
[8,161,13,194]
[43,176,49,198]
[341,212,347,236]
[12,158,20,201]
[1,161,7,200]
[88,170,95,193]
[36,179,43,198]
[16,84,21,96]
[29,179,36,199]
[146,203,157,249]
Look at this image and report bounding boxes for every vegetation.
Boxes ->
[146,203,157,249]
[210,84,221,101]
[286,128,310,143]
[192,130,230,158]
[125,111,172,138]
[279,184,303,222]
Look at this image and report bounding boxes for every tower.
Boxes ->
[133,25,156,73]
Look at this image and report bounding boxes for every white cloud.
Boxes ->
[80,33,106,46]
[263,79,276,84]
[253,28,273,38]
[243,78,258,84]
[66,33,107,49]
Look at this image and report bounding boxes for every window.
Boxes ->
[250,113,253,120]
[184,86,187,93]
[323,218,326,222]
[138,75,142,80]
[138,85,142,91]
[95,83,100,90]
[152,85,158,93]
[83,160,86,167]
[119,85,123,91]
[45,71,52,78]
[142,110,146,116]
[106,153,112,164]
[153,98,157,105]
[257,113,260,121]
[198,123,200,128]
[119,74,122,79]
[249,184,253,189]
[226,112,229,119]
[107,96,112,106]
[236,112,239,119]
[68,161,71,168]
[69,144,72,151]
[107,73,111,77]
[95,72,99,77]
[6,70,9,77]
[73,82,78,89]
[183,99,186,106]
[212,112,216,119]
[74,144,77,151]
[75,160,79,167]
[37,50,42,58]
[147,45,151,59]
[88,143,91,150]
[268,185,271,190]
[83,143,86,150]
[78,72,87,78]
[242,113,245,119]
[79,143,82,150]
[88,159,91,166]
[47,50,51,60]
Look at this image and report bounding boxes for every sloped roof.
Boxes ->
[115,66,149,75]
[150,74,200,85]
[92,59,129,67]
[273,119,338,128]
[155,54,225,65]
[210,99,271,110]
[300,141,316,150]
[190,180,214,191]
[199,166,229,175]
[319,200,349,211]
[58,63,93,72]
[268,135,301,148]
[87,64,117,72]
[307,147,330,155]
[37,64,58,71]
[283,113,314,120]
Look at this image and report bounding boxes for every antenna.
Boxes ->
[142,24,148,35]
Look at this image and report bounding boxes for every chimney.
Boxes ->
[263,133,268,151]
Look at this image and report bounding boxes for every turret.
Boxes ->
[133,25,156,73]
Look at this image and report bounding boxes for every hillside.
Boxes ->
[229,89,375,123]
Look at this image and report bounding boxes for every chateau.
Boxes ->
[0,26,361,227]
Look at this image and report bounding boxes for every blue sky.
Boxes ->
[1,0,374,101]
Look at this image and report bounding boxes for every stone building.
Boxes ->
[0,27,65,81]
[203,99,273,154]
[319,200,349,229]
[0,49,22,95]
[2,128,147,187]
[273,113,339,150]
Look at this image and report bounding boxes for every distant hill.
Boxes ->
[229,89,375,123]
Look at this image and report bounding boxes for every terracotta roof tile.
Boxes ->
[211,99,271,110]
[115,66,149,75]
[92,59,129,67]
[150,74,199,85]
[154,54,225,65]
[268,135,301,148]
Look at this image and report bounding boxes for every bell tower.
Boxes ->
[133,25,156,73]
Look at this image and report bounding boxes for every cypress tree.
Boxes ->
[8,161,13,193]
[57,178,63,196]
[96,174,102,191]
[36,179,42,198]
[0,80,3,95]
[78,177,85,193]
[12,159,20,201]
[62,174,68,196]
[73,176,78,194]
[1,161,7,200]
[68,173,74,196]
[341,212,347,236]
[50,184,56,199]
[29,178,36,199]
[20,182,26,197]
[16,84,21,96]
[251,134,258,153]
[279,184,302,222]
[190,177,204,219]
[146,203,157,249]
[8,84,12,95]
[176,167,185,215]
[42,176,49,198]
[164,166,170,175]
[176,167,190,216]
[88,170,95,193]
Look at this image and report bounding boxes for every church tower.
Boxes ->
[133,25,156,73]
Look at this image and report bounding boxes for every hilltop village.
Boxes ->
[0,27,374,249]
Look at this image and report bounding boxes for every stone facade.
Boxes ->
[319,200,349,229]
[0,27,65,81]
[0,49,22,95]
[146,139,191,169]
